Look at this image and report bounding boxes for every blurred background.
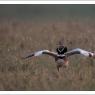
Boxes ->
[0,5,95,20]
[0,4,95,91]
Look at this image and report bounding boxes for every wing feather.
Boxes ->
[23,50,58,59]
[64,48,93,57]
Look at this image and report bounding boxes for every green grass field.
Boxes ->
[0,5,95,90]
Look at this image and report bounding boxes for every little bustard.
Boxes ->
[23,48,95,71]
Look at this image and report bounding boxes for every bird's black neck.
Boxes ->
[56,46,67,55]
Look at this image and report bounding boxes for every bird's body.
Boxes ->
[23,48,95,71]
[55,57,69,71]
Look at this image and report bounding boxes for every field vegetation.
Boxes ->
[0,18,95,90]
[1,4,95,90]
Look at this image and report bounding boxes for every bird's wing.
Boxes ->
[23,50,58,59]
[64,48,94,57]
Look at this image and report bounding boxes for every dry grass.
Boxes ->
[0,18,95,90]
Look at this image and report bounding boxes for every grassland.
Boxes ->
[0,18,95,91]
[1,4,95,90]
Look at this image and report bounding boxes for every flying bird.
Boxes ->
[23,48,95,71]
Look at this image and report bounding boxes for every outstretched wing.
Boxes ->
[23,50,58,59]
[64,48,94,57]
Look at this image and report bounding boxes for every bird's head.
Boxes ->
[58,40,64,46]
